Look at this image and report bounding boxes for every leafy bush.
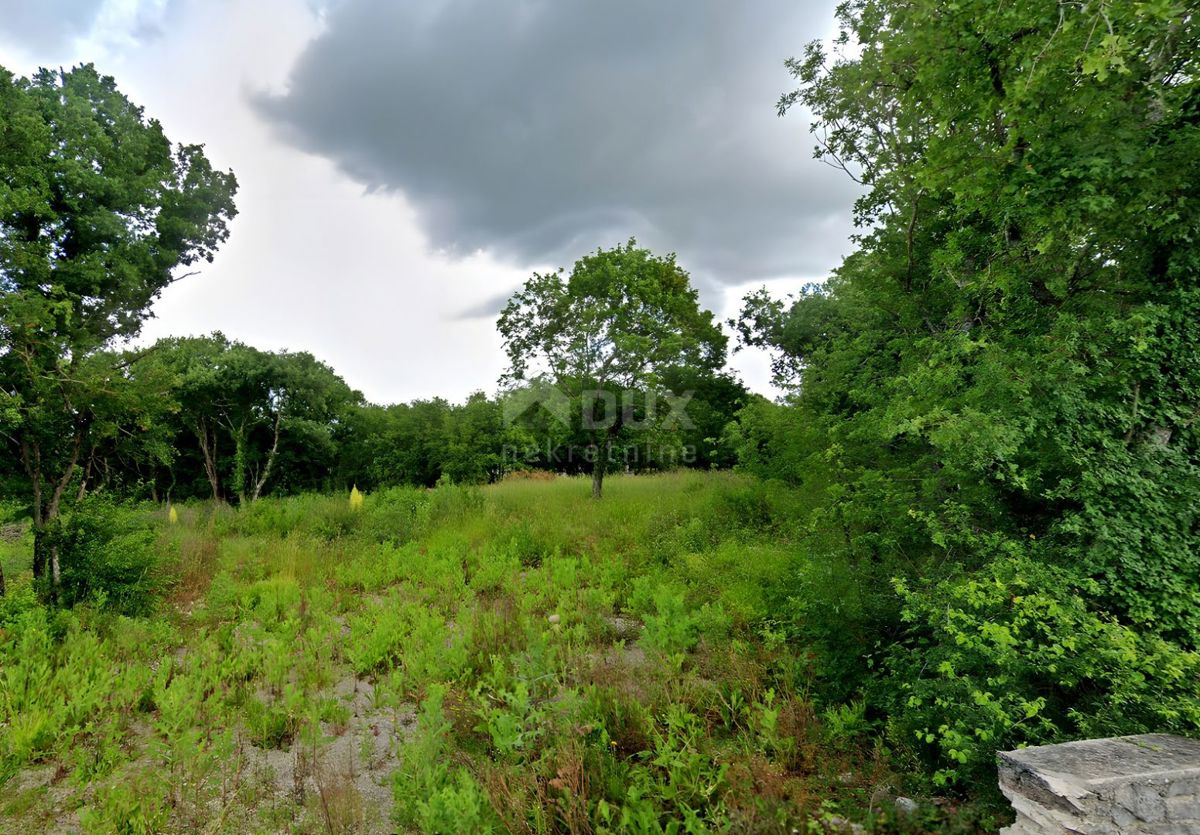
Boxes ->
[393,685,499,832]
[887,554,1200,788]
[0,580,40,630]
[420,481,485,528]
[641,587,700,655]
[0,604,166,780]
[225,493,363,540]
[48,495,162,615]
[360,485,427,544]
[79,775,170,835]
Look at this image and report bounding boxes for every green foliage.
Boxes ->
[717,0,1200,803]
[139,334,362,503]
[641,586,700,656]
[0,63,236,591]
[498,240,729,496]
[0,472,1003,831]
[79,774,170,835]
[393,685,499,832]
[47,496,162,615]
[889,555,1200,788]
[0,602,173,781]
[473,672,543,759]
[1,3,1193,814]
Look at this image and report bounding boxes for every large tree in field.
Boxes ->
[220,346,359,503]
[0,64,237,594]
[498,240,725,498]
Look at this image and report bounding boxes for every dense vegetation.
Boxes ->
[731,0,1200,790]
[2,0,1199,831]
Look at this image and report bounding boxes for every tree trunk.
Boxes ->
[31,528,62,602]
[24,430,81,595]
[32,523,47,580]
[251,409,283,502]
[195,419,222,502]
[76,453,94,501]
[31,500,46,581]
[232,421,248,505]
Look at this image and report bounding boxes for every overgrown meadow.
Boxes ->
[0,473,1000,834]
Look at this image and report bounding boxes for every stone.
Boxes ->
[895,796,919,815]
[998,734,1200,834]
[1167,795,1200,822]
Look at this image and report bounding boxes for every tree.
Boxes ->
[141,334,234,501]
[442,392,510,484]
[247,349,360,500]
[731,0,1200,782]
[142,335,359,502]
[69,348,179,502]
[498,240,726,498]
[763,0,1200,637]
[0,64,237,593]
[658,367,751,470]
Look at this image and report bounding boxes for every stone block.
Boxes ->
[998,734,1200,834]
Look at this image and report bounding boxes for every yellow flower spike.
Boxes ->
[349,485,364,511]
[168,505,178,525]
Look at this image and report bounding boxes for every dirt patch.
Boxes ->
[1,764,84,834]
[242,675,416,834]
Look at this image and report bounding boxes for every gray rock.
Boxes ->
[997,734,1200,834]
[894,796,919,815]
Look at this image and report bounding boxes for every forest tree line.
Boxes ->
[0,330,754,505]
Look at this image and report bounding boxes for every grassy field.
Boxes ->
[0,473,996,833]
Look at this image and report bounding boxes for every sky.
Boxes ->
[0,0,859,404]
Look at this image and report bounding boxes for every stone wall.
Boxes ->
[998,734,1200,834]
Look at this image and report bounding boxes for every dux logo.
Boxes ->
[503,383,694,431]
[502,381,573,427]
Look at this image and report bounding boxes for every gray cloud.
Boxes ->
[453,289,520,321]
[0,0,107,54]
[256,0,860,286]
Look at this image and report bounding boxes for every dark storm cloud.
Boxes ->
[255,0,858,284]
[0,0,107,54]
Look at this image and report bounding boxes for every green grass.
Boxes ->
[0,521,32,582]
[0,473,998,833]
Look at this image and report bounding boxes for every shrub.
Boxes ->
[0,579,40,629]
[79,773,170,835]
[420,482,485,529]
[360,486,427,544]
[642,586,700,655]
[886,553,1200,788]
[393,685,499,831]
[48,495,162,615]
